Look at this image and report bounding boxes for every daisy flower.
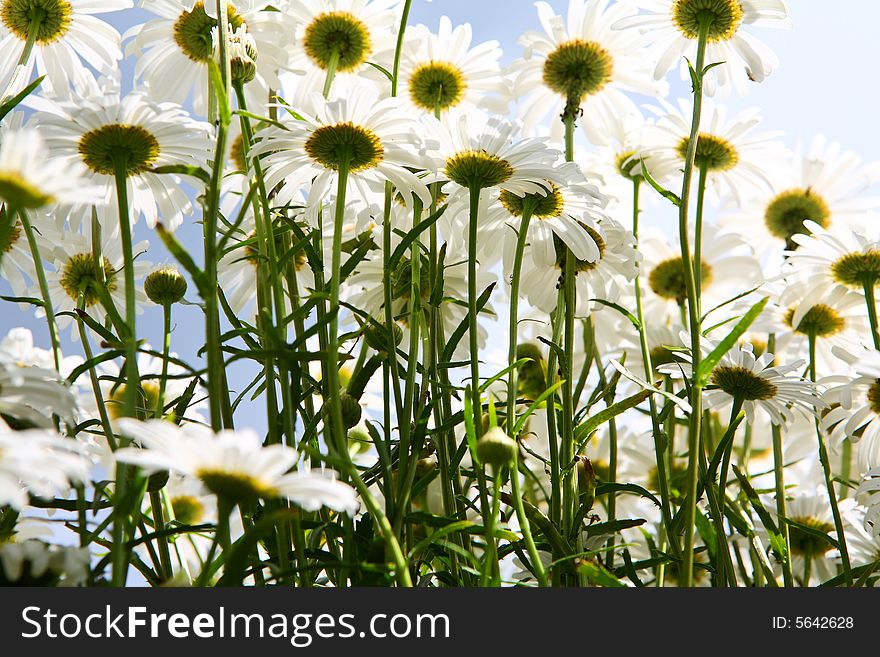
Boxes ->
[0,206,57,296]
[398,16,507,116]
[511,0,666,145]
[723,136,880,257]
[822,347,880,474]
[785,220,880,301]
[115,419,360,514]
[0,425,91,510]
[667,341,825,425]
[446,161,608,270]
[33,77,211,231]
[767,488,842,585]
[254,80,431,214]
[0,128,97,210]
[125,0,290,113]
[284,0,401,93]
[776,280,868,373]
[519,216,638,315]
[639,227,763,324]
[433,109,564,204]
[613,0,791,96]
[0,540,90,586]
[0,0,131,97]
[43,219,150,335]
[643,98,784,206]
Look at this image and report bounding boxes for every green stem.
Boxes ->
[0,10,40,104]
[390,0,413,97]
[770,382,794,587]
[510,450,548,586]
[630,179,679,557]
[506,202,535,431]
[18,208,60,371]
[807,332,853,586]
[322,48,340,99]
[678,22,710,588]
[203,105,229,431]
[325,154,351,455]
[155,301,172,417]
[480,468,502,587]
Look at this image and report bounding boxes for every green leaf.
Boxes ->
[595,482,661,508]
[784,517,839,550]
[583,518,646,538]
[441,282,495,364]
[407,521,475,559]
[695,296,769,386]
[589,299,641,330]
[388,204,447,269]
[207,60,231,126]
[640,157,681,206]
[578,560,627,587]
[512,380,564,436]
[574,389,652,453]
[366,61,395,83]
[0,75,44,123]
[150,164,210,184]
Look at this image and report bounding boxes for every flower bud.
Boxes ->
[340,392,363,430]
[144,266,187,305]
[576,456,596,513]
[213,25,258,85]
[476,427,518,469]
[363,319,403,353]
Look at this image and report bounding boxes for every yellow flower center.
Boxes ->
[304,122,384,173]
[78,124,161,177]
[542,39,614,102]
[2,0,72,44]
[671,0,744,42]
[303,11,372,73]
[408,61,467,111]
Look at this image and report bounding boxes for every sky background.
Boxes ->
[2,0,878,435]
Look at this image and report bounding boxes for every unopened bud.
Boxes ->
[576,456,596,512]
[145,266,187,305]
[340,392,363,430]
[213,25,258,85]
[476,427,518,469]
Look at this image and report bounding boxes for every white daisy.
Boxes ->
[115,418,360,514]
[255,80,431,215]
[43,219,151,335]
[0,0,131,97]
[490,162,610,272]
[0,540,90,586]
[776,280,868,374]
[722,136,880,257]
[642,98,785,206]
[398,16,507,116]
[613,0,791,95]
[519,216,638,315]
[0,127,97,210]
[785,220,880,302]
[822,347,880,474]
[663,340,825,425]
[125,0,290,113]
[511,0,666,145]
[33,78,211,231]
[639,227,763,325]
[0,425,91,510]
[433,109,564,204]
[284,0,401,94]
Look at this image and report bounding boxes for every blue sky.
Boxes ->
[2,0,878,434]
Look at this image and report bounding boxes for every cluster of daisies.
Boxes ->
[0,0,879,588]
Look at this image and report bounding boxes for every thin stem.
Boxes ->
[630,179,679,557]
[325,155,351,455]
[771,404,794,586]
[807,332,853,586]
[113,163,140,420]
[0,10,40,104]
[18,208,60,371]
[467,185,484,438]
[322,48,340,99]
[481,468,502,586]
[155,302,172,417]
[390,0,413,97]
[678,22,710,588]
[510,450,548,586]
[506,202,535,432]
